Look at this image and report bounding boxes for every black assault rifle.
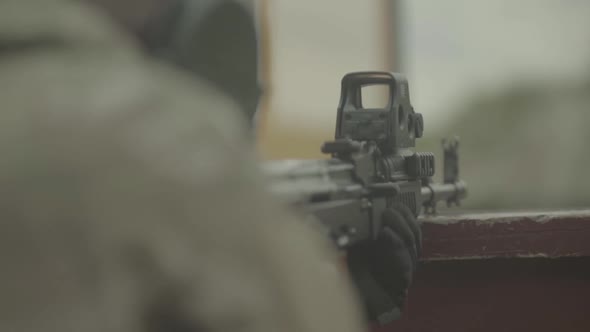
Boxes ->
[265,72,467,248]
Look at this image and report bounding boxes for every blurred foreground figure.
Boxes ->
[0,1,365,331]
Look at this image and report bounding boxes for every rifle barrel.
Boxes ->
[421,181,467,207]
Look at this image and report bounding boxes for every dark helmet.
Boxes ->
[138,0,262,125]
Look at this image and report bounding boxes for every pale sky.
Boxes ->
[267,0,590,131]
[403,0,590,130]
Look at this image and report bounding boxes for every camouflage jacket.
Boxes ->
[0,1,364,332]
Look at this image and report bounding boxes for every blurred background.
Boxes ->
[256,0,590,211]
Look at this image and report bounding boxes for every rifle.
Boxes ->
[264,72,467,248]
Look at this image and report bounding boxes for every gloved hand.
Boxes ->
[346,203,422,325]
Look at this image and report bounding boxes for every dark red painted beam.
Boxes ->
[371,210,590,332]
[379,257,590,332]
[420,210,590,260]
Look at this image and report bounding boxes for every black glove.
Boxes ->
[346,203,422,325]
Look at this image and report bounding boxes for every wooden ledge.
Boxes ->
[419,210,590,261]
